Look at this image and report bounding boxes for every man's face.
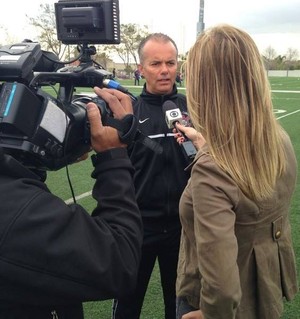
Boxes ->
[139,40,178,95]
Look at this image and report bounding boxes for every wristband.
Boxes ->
[91,147,127,166]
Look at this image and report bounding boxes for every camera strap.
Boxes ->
[105,115,163,154]
[105,114,138,145]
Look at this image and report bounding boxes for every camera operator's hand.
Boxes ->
[87,87,133,153]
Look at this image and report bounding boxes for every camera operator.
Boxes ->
[0,87,143,319]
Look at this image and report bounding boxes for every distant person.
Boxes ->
[0,87,143,319]
[174,24,298,319]
[175,72,182,87]
[112,67,116,79]
[134,69,141,85]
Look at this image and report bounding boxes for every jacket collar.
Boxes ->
[139,84,179,106]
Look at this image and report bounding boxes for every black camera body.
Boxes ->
[0,0,120,171]
[0,81,111,170]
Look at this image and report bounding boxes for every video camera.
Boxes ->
[0,0,122,171]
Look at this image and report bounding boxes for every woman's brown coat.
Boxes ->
[176,133,298,319]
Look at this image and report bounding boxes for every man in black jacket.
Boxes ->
[112,34,191,319]
[0,87,143,319]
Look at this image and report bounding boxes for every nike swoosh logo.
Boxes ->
[139,118,150,123]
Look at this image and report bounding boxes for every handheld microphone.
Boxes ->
[162,100,197,162]
[103,79,137,101]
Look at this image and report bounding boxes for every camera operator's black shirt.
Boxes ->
[0,149,142,319]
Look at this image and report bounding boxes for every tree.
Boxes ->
[263,46,277,72]
[274,55,286,70]
[27,3,64,59]
[0,25,19,46]
[105,23,150,72]
[285,47,299,61]
[285,47,299,74]
[92,46,114,69]
[264,45,277,61]
[178,52,188,80]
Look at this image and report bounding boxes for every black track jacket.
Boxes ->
[128,85,191,229]
[0,148,143,318]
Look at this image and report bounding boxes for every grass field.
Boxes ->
[46,77,300,319]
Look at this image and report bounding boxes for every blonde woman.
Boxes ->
[175,24,298,319]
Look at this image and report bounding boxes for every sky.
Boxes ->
[0,0,300,57]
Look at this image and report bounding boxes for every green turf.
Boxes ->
[45,77,300,319]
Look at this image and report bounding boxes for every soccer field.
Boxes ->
[46,77,300,319]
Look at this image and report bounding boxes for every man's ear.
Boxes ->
[138,64,143,75]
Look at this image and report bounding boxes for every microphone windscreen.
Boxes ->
[162,100,178,114]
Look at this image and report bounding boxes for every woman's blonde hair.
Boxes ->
[186,24,286,201]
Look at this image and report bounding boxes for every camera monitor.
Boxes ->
[55,0,120,44]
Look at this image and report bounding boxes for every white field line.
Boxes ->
[277,109,300,120]
[272,90,300,94]
[272,90,300,119]
[65,191,92,204]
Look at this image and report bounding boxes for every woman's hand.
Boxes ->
[173,123,206,150]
